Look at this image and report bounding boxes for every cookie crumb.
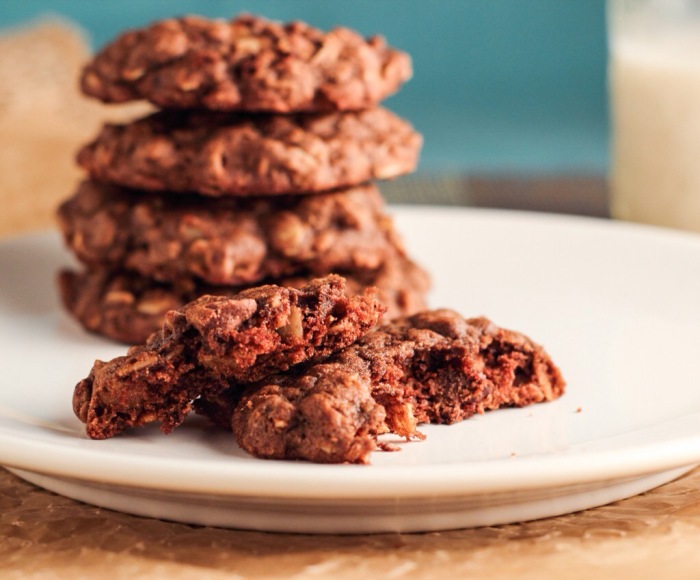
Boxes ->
[378,442,401,453]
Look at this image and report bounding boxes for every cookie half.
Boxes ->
[58,254,430,344]
[72,275,386,439]
[58,180,404,285]
[77,108,421,196]
[80,14,412,112]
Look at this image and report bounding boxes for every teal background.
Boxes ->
[1,1,609,175]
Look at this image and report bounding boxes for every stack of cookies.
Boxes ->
[57,14,429,344]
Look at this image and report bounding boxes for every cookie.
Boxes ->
[58,253,430,344]
[80,14,412,112]
[58,180,403,285]
[77,108,421,196]
[199,310,565,463]
[230,362,386,464]
[350,311,566,431]
[72,275,385,439]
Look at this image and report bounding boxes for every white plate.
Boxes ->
[2,207,700,534]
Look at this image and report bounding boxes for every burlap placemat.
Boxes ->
[0,19,149,236]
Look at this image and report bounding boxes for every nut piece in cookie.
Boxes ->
[72,275,385,439]
[80,14,412,112]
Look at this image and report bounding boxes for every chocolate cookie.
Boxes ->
[80,15,412,112]
[229,362,386,464]
[58,180,403,285]
[199,310,565,463]
[352,311,566,431]
[72,275,385,439]
[77,108,421,196]
[58,253,430,344]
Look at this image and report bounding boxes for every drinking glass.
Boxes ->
[609,0,700,231]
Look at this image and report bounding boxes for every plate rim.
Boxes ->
[2,426,700,499]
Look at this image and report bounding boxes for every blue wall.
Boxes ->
[2,1,609,174]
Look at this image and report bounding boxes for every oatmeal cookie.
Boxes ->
[72,275,385,439]
[80,14,411,112]
[59,253,429,344]
[229,362,386,464]
[58,180,403,285]
[77,108,421,196]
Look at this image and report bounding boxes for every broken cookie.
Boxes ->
[73,275,384,439]
[198,309,566,463]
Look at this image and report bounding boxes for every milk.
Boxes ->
[609,15,700,231]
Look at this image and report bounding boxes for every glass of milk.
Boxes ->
[609,0,700,231]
